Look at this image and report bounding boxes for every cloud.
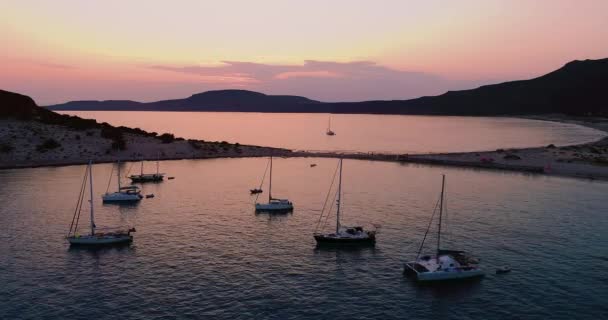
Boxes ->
[34,61,76,70]
[148,60,457,102]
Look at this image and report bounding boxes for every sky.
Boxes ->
[1,0,607,105]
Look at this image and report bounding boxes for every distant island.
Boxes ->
[47,58,608,116]
[0,89,289,169]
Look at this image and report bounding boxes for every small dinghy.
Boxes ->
[496,266,512,274]
[250,188,263,194]
[168,177,175,180]
[145,194,155,199]
[310,164,317,167]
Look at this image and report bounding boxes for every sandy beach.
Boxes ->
[287,115,608,181]
[402,115,608,180]
[2,114,608,181]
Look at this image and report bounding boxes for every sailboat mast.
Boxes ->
[328,116,331,131]
[117,160,121,190]
[437,174,445,255]
[156,152,160,175]
[336,158,343,234]
[140,160,144,175]
[268,156,273,202]
[89,161,95,236]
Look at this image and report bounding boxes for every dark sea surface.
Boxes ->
[61,111,606,153]
[1,158,607,319]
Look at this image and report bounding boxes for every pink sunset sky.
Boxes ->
[1,0,607,105]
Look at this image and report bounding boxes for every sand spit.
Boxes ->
[3,114,608,182]
[291,115,608,181]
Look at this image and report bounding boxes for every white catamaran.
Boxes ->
[314,159,376,245]
[404,175,484,282]
[102,160,143,203]
[255,156,293,212]
[67,161,136,246]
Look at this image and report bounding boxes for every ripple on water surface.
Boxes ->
[1,158,607,319]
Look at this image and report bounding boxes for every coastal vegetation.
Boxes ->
[36,138,61,152]
[0,89,290,169]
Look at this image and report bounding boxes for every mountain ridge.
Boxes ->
[46,58,608,116]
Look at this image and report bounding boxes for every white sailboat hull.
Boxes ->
[102,192,142,202]
[407,266,485,282]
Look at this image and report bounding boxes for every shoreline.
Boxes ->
[2,115,608,181]
[290,114,608,181]
[403,115,608,181]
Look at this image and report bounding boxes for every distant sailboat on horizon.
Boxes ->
[326,116,336,136]
[67,161,136,246]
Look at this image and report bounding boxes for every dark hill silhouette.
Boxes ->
[1,89,45,119]
[1,89,161,139]
[54,100,144,110]
[379,58,608,116]
[46,58,608,116]
[49,90,323,112]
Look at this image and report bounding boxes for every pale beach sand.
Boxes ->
[2,115,608,181]
[407,115,608,180]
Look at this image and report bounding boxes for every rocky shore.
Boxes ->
[0,118,290,169]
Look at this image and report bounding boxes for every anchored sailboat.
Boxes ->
[254,156,293,212]
[314,159,376,245]
[403,175,484,282]
[102,160,143,203]
[67,161,136,246]
[129,155,165,182]
[326,116,335,136]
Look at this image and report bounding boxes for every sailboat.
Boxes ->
[129,156,164,182]
[254,156,293,211]
[326,116,336,136]
[314,159,376,245]
[403,175,484,282]
[102,160,143,203]
[67,161,136,245]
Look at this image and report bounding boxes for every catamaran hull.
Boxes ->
[255,203,293,211]
[404,264,484,282]
[416,270,484,282]
[68,235,133,246]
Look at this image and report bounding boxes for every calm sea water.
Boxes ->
[62,112,606,153]
[1,158,607,319]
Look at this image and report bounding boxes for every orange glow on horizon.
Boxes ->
[1,0,607,104]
